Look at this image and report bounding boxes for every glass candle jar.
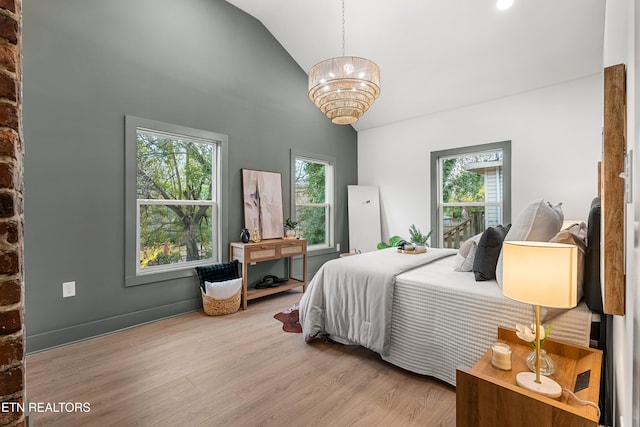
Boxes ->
[491,342,512,371]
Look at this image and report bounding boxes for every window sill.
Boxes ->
[125,267,196,287]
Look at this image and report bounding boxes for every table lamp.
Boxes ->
[502,241,578,398]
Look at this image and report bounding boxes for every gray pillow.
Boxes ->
[541,227,588,322]
[549,226,587,301]
[454,241,478,272]
[459,232,483,258]
[496,199,564,288]
[507,199,564,241]
[454,233,482,272]
[473,225,510,281]
[563,221,587,241]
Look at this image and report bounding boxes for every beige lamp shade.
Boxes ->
[502,241,578,308]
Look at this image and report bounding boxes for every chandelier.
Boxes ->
[308,0,380,125]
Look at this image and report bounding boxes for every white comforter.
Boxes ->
[299,248,456,355]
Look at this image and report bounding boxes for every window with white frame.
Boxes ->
[292,153,335,251]
[430,141,511,249]
[125,116,226,283]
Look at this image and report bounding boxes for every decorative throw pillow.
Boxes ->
[541,227,587,322]
[549,227,587,302]
[472,225,510,281]
[506,199,564,242]
[459,232,483,258]
[496,199,564,288]
[195,260,240,292]
[205,277,242,299]
[458,242,478,272]
[563,221,587,242]
[454,233,482,272]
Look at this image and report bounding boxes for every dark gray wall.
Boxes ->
[23,0,357,352]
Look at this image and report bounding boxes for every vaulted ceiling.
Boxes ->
[225,0,605,131]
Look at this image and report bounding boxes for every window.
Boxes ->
[430,141,511,249]
[291,151,335,251]
[125,116,228,285]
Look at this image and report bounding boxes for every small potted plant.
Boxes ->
[409,224,431,251]
[284,218,298,239]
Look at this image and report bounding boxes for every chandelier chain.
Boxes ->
[341,0,345,56]
[307,0,380,125]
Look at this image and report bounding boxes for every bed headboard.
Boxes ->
[584,196,615,427]
[584,197,603,314]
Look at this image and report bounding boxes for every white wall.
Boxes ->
[358,74,602,242]
[603,0,639,425]
[633,2,639,425]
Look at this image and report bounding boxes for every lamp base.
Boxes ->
[515,372,562,399]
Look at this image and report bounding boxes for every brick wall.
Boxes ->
[0,0,22,426]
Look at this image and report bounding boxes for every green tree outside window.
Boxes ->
[137,132,215,270]
[295,159,328,246]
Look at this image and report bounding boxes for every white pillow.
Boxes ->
[453,252,466,270]
[454,234,482,272]
[205,277,242,299]
[456,242,478,272]
[496,199,564,288]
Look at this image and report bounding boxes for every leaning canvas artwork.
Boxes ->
[242,169,284,240]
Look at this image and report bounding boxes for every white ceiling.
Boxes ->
[225,0,605,131]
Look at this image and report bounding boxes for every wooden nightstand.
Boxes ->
[456,327,602,427]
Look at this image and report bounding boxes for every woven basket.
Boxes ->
[201,288,241,316]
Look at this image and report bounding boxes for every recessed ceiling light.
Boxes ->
[496,0,513,10]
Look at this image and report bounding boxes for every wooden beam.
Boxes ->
[601,63,626,316]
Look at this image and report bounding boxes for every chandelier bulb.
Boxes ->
[344,63,354,74]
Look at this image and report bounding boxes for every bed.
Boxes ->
[299,199,600,387]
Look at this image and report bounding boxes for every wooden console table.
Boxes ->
[456,327,602,427]
[230,239,307,310]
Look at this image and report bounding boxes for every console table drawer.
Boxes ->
[245,246,278,262]
[280,243,305,256]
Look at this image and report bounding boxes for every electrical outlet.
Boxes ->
[62,281,76,298]
[574,370,590,392]
[337,243,341,252]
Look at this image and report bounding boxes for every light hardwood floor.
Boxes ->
[26,290,456,426]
